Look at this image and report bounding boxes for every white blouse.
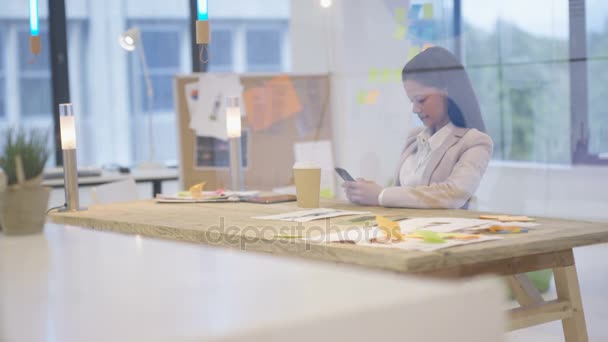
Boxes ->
[379,122,455,203]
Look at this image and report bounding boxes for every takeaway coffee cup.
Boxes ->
[293,162,321,208]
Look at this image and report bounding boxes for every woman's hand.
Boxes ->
[342,178,384,206]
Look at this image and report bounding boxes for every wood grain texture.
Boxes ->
[554,261,589,342]
[48,199,608,274]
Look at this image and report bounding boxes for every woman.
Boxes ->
[343,46,493,209]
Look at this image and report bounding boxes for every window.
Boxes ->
[462,0,570,163]
[17,29,52,117]
[131,27,183,113]
[0,28,5,119]
[587,0,608,157]
[246,26,283,72]
[209,28,233,72]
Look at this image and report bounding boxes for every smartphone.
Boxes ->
[335,167,355,182]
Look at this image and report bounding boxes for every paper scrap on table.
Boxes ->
[156,191,260,203]
[307,226,503,252]
[190,74,244,140]
[294,140,335,198]
[398,217,539,233]
[253,208,371,223]
[244,75,302,131]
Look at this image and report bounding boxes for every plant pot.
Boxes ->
[0,186,50,236]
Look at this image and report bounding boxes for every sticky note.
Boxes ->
[408,46,421,60]
[243,75,302,131]
[368,68,379,83]
[356,91,366,104]
[394,69,402,83]
[423,3,434,19]
[376,216,404,241]
[394,7,407,23]
[414,230,446,243]
[393,24,408,40]
[366,90,379,104]
[320,188,334,199]
[381,69,392,83]
[409,4,422,20]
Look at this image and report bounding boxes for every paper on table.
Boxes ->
[398,217,539,233]
[190,74,244,140]
[156,191,260,203]
[253,208,371,223]
[307,226,503,252]
[358,234,503,252]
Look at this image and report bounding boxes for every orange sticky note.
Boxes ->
[366,90,379,104]
[422,43,435,51]
[244,75,302,131]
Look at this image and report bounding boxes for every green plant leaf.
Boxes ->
[0,127,50,185]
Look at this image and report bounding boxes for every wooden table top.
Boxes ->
[49,199,608,274]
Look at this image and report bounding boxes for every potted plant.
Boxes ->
[0,128,51,235]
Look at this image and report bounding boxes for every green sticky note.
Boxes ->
[408,46,421,60]
[417,230,446,243]
[368,68,379,83]
[393,69,402,83]
[394,7,407,23]
[357,91,367,104]
[177,191,190,197]
[393,24,408,40]
[320,188,334,199]
[423,3,434,19]
[381,69,392,83]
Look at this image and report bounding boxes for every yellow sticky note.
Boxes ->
[394,7,407,23]
[189,182,207,199]
[393,24,408,40]
[408,46,421,60]
[423,3,434,19]
[376,216,404,241]
[368,68,379,83]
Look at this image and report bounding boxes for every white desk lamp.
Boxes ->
[59,103,85,212]
[226,96,243,191]
[119,27,164,169]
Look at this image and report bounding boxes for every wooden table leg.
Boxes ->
[553,261,589,342]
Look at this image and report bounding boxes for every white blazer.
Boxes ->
[379,126,493,209]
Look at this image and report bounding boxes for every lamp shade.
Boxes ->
[226,97,242,138]
[197,0,209,20]
[59,104,77,150]
[118,27,141,52]
[29,0,39,36]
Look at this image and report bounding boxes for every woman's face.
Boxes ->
[404,80,450,131]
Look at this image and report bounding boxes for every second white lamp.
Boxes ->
[226,97,243,191]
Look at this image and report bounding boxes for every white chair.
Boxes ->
[90,178,138,205]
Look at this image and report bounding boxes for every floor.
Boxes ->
[507,243,608,341]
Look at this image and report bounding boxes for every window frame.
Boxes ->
[244,20,288,72]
